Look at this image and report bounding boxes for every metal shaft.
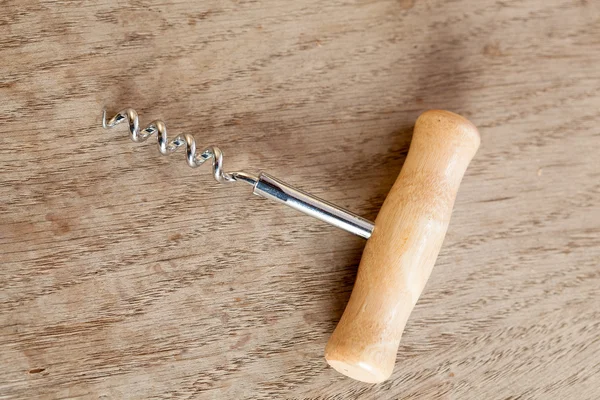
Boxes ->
[253,173,374,239]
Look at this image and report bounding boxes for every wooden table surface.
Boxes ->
[1,1,599,399]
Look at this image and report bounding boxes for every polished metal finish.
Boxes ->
[253,174,374,239]
[102,108,375,239]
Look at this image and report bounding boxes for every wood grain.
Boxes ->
[1,0,599,399]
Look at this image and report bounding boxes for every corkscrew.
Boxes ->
[102,107,480,383]
[102,108,374,239]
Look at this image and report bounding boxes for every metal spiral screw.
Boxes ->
[102,107,374,239]
[102,108,258,185]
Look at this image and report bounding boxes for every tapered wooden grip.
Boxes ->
[325,110,480,383]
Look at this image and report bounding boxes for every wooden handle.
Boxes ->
[324,110,480,383]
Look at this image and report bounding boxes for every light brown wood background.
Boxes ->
[1,0,599,399]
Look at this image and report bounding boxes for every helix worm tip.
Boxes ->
[101,109,108,129]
